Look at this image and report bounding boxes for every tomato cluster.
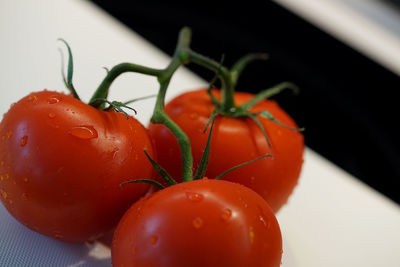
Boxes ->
[0,27,303,266]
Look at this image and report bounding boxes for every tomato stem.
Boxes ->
[215,154,273,180]
[90,63,161,108]
[89,27,286,183]
[184,50,236,112]
[240,82,299,110]
[58,39,81,100]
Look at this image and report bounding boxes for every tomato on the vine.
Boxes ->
[0,90,155,242]
[112,178,282,267]
[149,89,304,213]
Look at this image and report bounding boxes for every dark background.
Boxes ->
[91,0,400,204]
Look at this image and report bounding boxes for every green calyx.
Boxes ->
[187,47,304,147]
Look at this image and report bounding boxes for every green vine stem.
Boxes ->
[59,28,276,185]
[90,27,194,182]
[90,26,289,183]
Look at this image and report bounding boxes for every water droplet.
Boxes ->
[68,126,98,140]
[221,208,232,221]
[1,190,7,199]
[47,96,60,104]
[0,175,4,181]
[250,176,256,184]
[48,112,56,118]
[28,95,38,102]
[8,199,13,204]
[249,226,255,244]
[238,196,248,208]
[185,192,204,202]
[7,130,13,139]
[259,215,268,228]
[192,217,204,229]
[20,136,28,147]
[54,233,63,239]
[0,161,4,166]
[23,177,29,183]
[5,173,9,180]
[150,235,158,245]
[21,192,28,200]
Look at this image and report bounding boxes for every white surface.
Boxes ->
[274,0,400,76]
[1,0,400,266]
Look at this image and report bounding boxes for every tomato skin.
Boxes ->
[0,91,155,242]
[148,89,304,213]
[112,178,282,267]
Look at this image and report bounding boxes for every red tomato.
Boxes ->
[112,178,282,267]
[0,90,155,242]
[148,89,304,212]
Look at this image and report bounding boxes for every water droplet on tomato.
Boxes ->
[238,196,248,208]
[8,199,13,204]
[185,192,204,202]
[21,192,28,200]
[5,173,9,180]
[221,208,232,221]
[23,177,29,183]
[28,95,38,102]
[47,96,60,104]
[20,135,28,147]
[150,235,158,245]
[0,160,4,166]
[54,233,63,239]
[0,175,4,181]
[249,226,255,244]
[7,130,13,139]
[68,126,98,139]
[259,215,268,228]
[250,176,256,184]
[48,112,56,118]
[112,149,119,159]
[192,217,204,229]
[1,190,7,199]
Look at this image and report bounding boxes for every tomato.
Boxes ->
[0,90,155,242]
[111,178,282,267]
[148,89,304,213]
